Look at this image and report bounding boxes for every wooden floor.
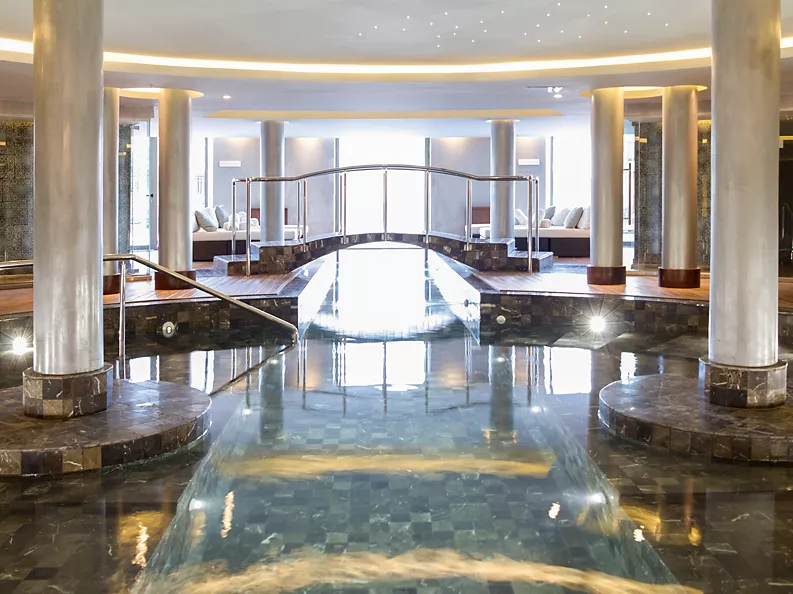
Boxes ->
[477,271,793,311]
[0,272,296,317]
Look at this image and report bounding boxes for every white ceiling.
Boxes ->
[1,1,793,138]
[0,0,791,64]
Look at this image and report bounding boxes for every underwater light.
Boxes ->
[590,316,606,333]
[11,336,29,355]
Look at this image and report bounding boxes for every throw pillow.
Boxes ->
[544,205,556,221]
[577,206,591,230]
[539,219,552,228]
[215,205,229,229]
[191,212,200,233]
[564,206,584,229]
[195,207,219,232]
[550,207,569,227]
[514,209,529,225]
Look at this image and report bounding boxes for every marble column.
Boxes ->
[25,0,113,419]
[156,89,196,289]
[588,88,626,285]
[660,86,701,288]
[102,87,121,293]
[701,0,785,408]
[261,121,285,242]
[489,120,516,241]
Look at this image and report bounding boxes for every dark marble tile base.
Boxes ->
[154,269,197,290]
[217,232,555,275]
[699,358,787,409]
[600,374,793,462]
[103,273,121,295]
[587,266,627,285]
[0,379,210,476]
[22,363,113,419]
[659,268,701,289]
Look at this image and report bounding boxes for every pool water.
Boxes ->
[135,247,685,594]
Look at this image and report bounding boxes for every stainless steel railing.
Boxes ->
[0,254,299,378]
[230,164,541,276]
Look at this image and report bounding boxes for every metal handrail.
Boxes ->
[231,163,538,276]
[0,254,299,378]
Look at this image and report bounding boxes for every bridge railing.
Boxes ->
[230,164,540,276]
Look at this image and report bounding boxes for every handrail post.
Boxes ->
[383,168,388,237]
[424,170,431,243]
[231,180,237,259]
[465,179,473,251]
[302,179,308,251]
[527,178,534,273]
[118,259,127,380]
[534,178,541,255]
[342,171,348,244]
[245,179,252,276]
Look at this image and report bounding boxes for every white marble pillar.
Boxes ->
[25,0,113,419]
[489,120,516,241]
[102,88,120,286]
[588,88,626,285]
[156,89,195,288]
[701,0,785,408]
[261,121,285,242]
[660,86,700,288]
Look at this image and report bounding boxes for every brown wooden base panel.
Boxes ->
[103,274,122,295]
[659,268,701,289]
[154,270,197,290]
[586,266,626,286]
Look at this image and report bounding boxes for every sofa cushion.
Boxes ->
[195,207,219,232]
[564,206,584,229]
[539,219,552,229]
[215,205,230,228]
[514,209,529,225]
[544,205,556,221]
[550,207,569,227]
[577,206,591,230]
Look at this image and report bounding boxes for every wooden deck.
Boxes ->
[0,272,296,317]
[476,271,793,311]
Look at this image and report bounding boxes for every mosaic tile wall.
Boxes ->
[0,121,134,263]
[0,122,34,265]
[119,125,133,253]
[632,121,712,270]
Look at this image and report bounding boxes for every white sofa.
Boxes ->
[192,225,308,260]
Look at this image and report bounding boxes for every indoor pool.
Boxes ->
[133,247,687,594]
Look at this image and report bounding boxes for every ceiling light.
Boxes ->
[553,93,563,99]
[403,28,406,31]
[501,10,505,13]
[222,94,231,99]
[444,11,448,15]
[484,30,487,33]
[548,86,563,93]
[358,32,362,36]
[374,25,378,29]
[480,20,484,24]
[437,44,440,48]
[578,35,582,38]
[455,25,458,28]
[406,15,410,19]
[453,32,456,35]
[624,30,628,33]
[430,22,433,25]
[537,39,541,42]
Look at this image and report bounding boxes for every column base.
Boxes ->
[586,266,626,285]
[699,358,787,409]
[659,268,700,288]
[23,364,114,418]
[103,273,122,295]
[154,269,197,290]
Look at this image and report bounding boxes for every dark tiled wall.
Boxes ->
[0,121,134,262]
[632,121,712,270]
[119,125,133,253]
[0,122,34,264]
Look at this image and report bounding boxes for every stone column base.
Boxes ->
[23,363,114,418]
[659,268,700,288]
[103,273,122,295]
[586,266,626,285]
[699,358,787,409]
[154,269,197,290]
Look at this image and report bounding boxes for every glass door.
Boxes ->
[129,123,153,273]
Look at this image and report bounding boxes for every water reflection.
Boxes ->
[136,248,688,594]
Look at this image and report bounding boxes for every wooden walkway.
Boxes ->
[0,273,296,317]
[476,271,793,311]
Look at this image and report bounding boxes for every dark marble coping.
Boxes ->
[252,230,514,249]
[0,379,211,476]
[599,374,793,463]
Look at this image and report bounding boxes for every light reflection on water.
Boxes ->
[135,247,686,594]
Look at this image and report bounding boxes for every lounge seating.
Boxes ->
[192,226,307,261]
